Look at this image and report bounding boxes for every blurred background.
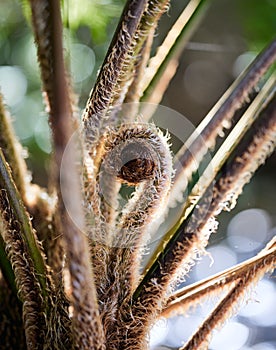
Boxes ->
[0,0,275,349]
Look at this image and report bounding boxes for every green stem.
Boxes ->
[0,150,48,296]
[0,93,27,198]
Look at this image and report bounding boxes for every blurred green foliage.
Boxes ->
[239,0,276,50]
[20,0,125,43]
[62,0,124,43]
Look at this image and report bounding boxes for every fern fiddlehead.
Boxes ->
[82,121,173,348]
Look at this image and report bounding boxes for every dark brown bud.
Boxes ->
[118,141,157,184]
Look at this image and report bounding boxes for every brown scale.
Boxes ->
[117,142,156,185]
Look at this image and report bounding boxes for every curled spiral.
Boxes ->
[102,124,173,242]
[86,122,173,238]
[105,140,157,185]
[83,122,173,288]
[83,122,173,345]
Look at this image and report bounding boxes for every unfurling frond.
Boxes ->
[83,122,173,349]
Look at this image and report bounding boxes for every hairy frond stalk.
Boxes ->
[0,150,49,298]
[180,239,276,350]
[0,189,46,348]
[162,238,276,318]
[125,66,276,350]
[170,39,276,206]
